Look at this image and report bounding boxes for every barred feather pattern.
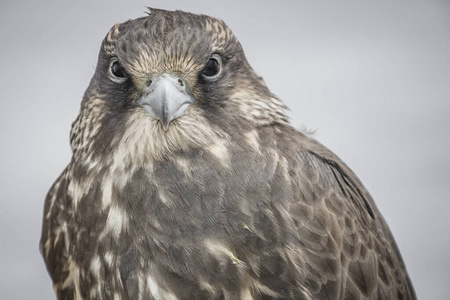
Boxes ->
[40,8,415,300]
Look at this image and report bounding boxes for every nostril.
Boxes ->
[146,79,152,87]
[178,79,184,87]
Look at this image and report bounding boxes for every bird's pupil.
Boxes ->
[202,58,220,77]
[111,61,126,78]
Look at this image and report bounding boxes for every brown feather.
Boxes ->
[40,8,416,300]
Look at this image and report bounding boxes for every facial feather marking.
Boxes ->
[79,99,107,146]
[103,23,121,56]
[109,106,227,166]
[71,98,109,171]
[117,17,210,82]
[204,19,230,51]
[106,23,120,43]
[230,89,288,126]
[126,49,153,80]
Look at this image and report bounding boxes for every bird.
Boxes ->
[40,8,416,300]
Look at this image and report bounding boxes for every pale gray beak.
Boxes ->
[136,73,194,130]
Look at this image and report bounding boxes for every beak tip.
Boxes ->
[161,120,170,131]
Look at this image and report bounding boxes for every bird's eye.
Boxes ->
[110,60,127,79]
[202,59,219,77]
[201,54,222,80]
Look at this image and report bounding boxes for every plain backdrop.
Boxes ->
[1,0,449,299]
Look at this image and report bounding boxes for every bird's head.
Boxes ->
[71,8,287,167]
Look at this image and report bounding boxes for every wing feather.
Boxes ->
[292,133,416,299]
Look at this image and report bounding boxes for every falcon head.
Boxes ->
[72,8,287,167]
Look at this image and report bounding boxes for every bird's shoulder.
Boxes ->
[253,124,416,299]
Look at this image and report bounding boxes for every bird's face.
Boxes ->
[72,9,286,166]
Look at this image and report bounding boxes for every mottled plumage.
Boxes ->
[40,8,416,300]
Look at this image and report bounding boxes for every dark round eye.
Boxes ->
[111,61,127,78]
[201,55,222,79]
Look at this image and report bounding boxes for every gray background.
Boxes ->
[1,0,449,299]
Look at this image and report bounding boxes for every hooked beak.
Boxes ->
[136,74,194,131]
